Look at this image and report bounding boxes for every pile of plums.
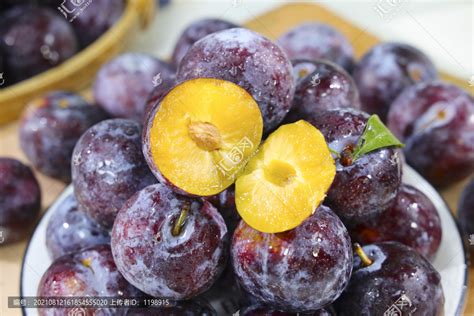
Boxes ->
[2,16,474,316]
[0,0,124,87]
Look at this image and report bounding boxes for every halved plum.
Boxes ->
[235,120,335,233]
[143,78,263,196]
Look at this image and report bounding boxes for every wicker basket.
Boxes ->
[0,0,155,125]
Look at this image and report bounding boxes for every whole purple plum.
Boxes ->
[348,184,442,260]
[307,109,402,220]
[172,18,238,67]
[353,43,437,121]
[278,23,355,72]
[93,53,175,121]
[68,0,125,48]
[38,245,143,316]
[111,183,228,300]
[388,81,474,187]
[286,59,360,122]
[232,205,352,313]
[19,91,108,182]
[0,158,41,245]
[177,28,295,134]
[0,6,78,83]
[46,191,110,260]
[71,119,156,228]
[334,242,444,315]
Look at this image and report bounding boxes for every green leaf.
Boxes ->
[328,147,341,158]
[352,114,404,161]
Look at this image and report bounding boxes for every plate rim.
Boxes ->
[19,186,73,316]
[19,167,471,316]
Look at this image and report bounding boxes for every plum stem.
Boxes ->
[328,148,341,158]
[340,146,354,166]
[172,202,190,236]
[354,243,373,267]
[81,258,95,274]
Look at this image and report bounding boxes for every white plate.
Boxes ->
[20,165,469,316]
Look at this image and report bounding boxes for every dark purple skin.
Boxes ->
[177,28,295,134]
[353,42,437,121]
[285,59,360,122]
[0,1,25,11]
[171,18,238,67]
[46,191,110,260]
[348,184,442,260]
[71,119,156,229]
[142,87,195,198]
[0,6,78,83]
[307,108,402,220]
[277,23,355,73]
[205,185,240,232]
[198,261,246,315]
[232,205,353,313]
[35,1,59,6]
[241,304,336,316]
[111,183,228,300]
[142,74,176,125]
[458,179,474,252]
[142,112,193,197]
[388,81,474,187]
[38,245,143,316]
[68,0,125,48]
[334,242,444,315]
[0,158,41,245]
[93,53,175,121]
[19,91,108,182]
